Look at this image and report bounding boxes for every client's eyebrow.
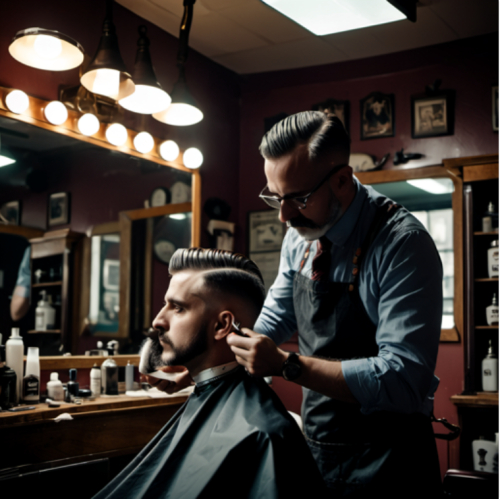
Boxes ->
[167,298,189,309]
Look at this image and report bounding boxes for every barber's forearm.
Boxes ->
[291,355,359,404]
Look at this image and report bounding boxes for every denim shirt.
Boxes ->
[254,177,443,416]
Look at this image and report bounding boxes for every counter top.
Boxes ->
[0,392,189,427]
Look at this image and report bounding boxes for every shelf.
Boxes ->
[28,329,61,334]
[476,325,499,329]
[475,278,498,282]
[474,231,499,236]
[451,392,498,407]
[32,281,63,287]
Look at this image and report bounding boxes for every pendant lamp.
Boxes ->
[119,26,171,114]
[9,27,84,71]
[153,0,203,126]
[81,0,134,101]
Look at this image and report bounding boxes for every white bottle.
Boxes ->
[486,293,499,326]
[35,290,56,331]
[23,346,40,403]
[46,372,64,401]
[90,363,101,397]
[5,328,23,405]
[472,434,499,473]
[487,240,499,278]
[482,340,498,392]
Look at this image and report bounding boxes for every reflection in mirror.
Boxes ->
[89,233,120,334]
[370,178,455,329]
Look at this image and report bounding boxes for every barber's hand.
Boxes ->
[141,366,194,394]
[227,328,288,377]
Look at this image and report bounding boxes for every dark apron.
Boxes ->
[292,201,443,498]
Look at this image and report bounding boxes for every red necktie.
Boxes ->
[311,236,332,282]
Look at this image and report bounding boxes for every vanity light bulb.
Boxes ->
[5,90,30,114]
[44,101,68,125]
[133,132,154,154]
[34,34,63,59]
[183,147,203,169]
[159,140,179,162]
[78,114,100,136]
[106,123,128,147]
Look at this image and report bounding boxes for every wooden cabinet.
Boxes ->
[29,229,84,354]
[446,154,499,470]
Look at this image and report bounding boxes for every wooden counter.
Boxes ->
[0,393,189,471]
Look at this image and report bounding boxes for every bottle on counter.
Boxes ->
[67,368,80,399]
[5,327,23,405]
[46,372,65,401]
[486,293,499,326]
[472,434,499,473]
[482,340,498,392]
[0,344,17,410]
[125,361,135,392]
[488,240,499,278]
[23,347,40,403]
[35,290,56,331]
[90,363,101,397]
[101,357,118,395]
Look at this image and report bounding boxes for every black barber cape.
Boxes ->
[93,366,326,499]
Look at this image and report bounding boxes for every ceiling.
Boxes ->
[117,0,499,74]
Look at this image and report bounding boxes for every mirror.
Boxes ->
[0,110,200,355]
[355,166,463,342]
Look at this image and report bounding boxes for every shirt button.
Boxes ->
[352,267,358,276]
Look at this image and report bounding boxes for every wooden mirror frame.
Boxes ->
[118,171,201,339]
[355,165,463,342]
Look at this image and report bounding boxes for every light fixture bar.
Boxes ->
[260,0,416,36]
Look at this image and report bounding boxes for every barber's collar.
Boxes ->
[324,177,365,249]
[192,361,240,385]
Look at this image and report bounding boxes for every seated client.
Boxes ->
[93,248,326,499]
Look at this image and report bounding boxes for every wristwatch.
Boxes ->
[282,352,302,381]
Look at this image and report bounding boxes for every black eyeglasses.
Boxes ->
[259,164,347,210]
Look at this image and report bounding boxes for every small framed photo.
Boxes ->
[492,86,498,132]
[312,98,350,134]
[0,201,21,225]
[411,91,455,138]
[48,192,70,227]
[360,92,394,140]
[248,209,285,254]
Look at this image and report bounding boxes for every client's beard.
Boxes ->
[144,323,208,369]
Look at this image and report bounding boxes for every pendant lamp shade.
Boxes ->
[119,26,171,114]
[9,28,84,71]
[153,70,202,126]
[81,3,134,102]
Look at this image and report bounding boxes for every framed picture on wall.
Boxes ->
[48,192,70,227]
[248,209,286,254]
[312,98,350,134]
[492,86,498,132]
[411,90,455,138]
[0,200,21,225]
[360,92,395,140]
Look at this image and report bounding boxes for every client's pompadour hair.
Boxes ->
[169,248,266,315]
[259,110,351,162]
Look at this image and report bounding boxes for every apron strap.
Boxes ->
[298,241,313,274]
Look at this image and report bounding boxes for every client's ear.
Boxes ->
[213,311,234,340]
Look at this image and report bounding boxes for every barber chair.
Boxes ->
[443,469,498,498]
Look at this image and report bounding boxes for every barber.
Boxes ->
[227,111,443,498]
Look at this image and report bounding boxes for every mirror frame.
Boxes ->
[355,165,463,342]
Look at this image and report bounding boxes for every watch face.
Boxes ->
[283,359,301,381]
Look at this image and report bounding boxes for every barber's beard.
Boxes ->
[288,191,343,241]
[148,323,208,368]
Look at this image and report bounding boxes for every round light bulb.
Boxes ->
[44,101,68,125]
[77,114,100,136]
[106,123,128,146]
[183,147,203,169]
[159,140,179,162]
[34,34,63,59]
[133,132,154,154]
[5,90,30,114]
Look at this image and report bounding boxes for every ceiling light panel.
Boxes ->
[261,0,407,36]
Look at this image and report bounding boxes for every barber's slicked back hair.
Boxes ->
[169,248,266,315]
[259,110,351,162]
